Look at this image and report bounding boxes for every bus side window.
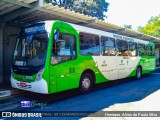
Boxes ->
[101,37,116,56]
[138,43,145,56]
[51,33,76,65]
[80,33,100,55]
[129,42,137,56]
[146,45,152,56]
[149,45,155,56]
[117,40,128,56]
[110,39,116,56]
[101,37,109,55]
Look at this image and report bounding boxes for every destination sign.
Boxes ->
[113,34,134,41]
[24,25,45,33]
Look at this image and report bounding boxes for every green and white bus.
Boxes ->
[11,20,156,94]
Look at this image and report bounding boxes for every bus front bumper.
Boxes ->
[11,77,48,94]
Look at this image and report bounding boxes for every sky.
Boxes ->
[106,0,160,30]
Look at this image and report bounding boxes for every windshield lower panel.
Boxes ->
[12,65,44,76]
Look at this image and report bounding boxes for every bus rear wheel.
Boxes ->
[136,67,142,79]
[79,73,93,93]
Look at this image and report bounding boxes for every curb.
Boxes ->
[0,89,25,98]
[0,90,11,98]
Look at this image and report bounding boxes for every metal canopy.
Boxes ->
[0,0,160,45]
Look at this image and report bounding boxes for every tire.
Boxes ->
[79,73,93,93]
[136,67,142,79]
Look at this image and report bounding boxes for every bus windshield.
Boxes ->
[13,33,48,67]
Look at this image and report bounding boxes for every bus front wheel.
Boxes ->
[79,73,93,93]
[136,66,142,79]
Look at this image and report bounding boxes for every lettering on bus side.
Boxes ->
[123,36,134,41]
[113,34,122,40]
[113,34,134,41]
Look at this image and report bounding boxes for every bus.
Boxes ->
[10,20,156,94]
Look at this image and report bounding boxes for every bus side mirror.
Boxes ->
[54,29,59,42]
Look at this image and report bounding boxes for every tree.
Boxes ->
[137,26,144,31]
[44,0,109,20]
[44,0,74,8]
[138,15,160,38]
[123,25,132,29]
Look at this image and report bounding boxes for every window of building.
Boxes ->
[117,40,128,56]
[51,33,76,65]
[101,37,116,56]
[129,42,137,56]
[80,33,100,55]
[138,43,145,56]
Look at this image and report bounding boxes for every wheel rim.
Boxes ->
[82,77,91,90]
[137,68,141,79]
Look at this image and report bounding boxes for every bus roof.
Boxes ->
[32,20,153,45]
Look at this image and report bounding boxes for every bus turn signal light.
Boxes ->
[51,82,55,84]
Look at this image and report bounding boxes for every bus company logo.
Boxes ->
[2,112,11,117]
[21,101,31,107]
[101,60,107,66]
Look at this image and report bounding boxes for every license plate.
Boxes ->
[19,82,27,87]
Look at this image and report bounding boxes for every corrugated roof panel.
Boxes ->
[0,1,159,42]
[0,3,14,11]
[0,1,6,6]
[0,5,21,16]
[21,0,37,4]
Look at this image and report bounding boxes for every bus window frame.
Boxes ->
[146,44,154,56]
[138,43,146,56]
[128,41,138,57]
[79,32,100,56]
[50,32,77,66]
[116,39,129,56]
[101,36,116,56]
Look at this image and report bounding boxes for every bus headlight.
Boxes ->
[35,69,44,81]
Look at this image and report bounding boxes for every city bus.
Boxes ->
[10,20,156,94]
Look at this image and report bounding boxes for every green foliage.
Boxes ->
[44,0,109,20]
[137,26,144,30]
[138,15,160,38]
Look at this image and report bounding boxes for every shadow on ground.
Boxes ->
[27,69,160,112]
[1,68,160,120]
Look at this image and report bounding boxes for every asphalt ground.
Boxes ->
[0,68,160,120]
